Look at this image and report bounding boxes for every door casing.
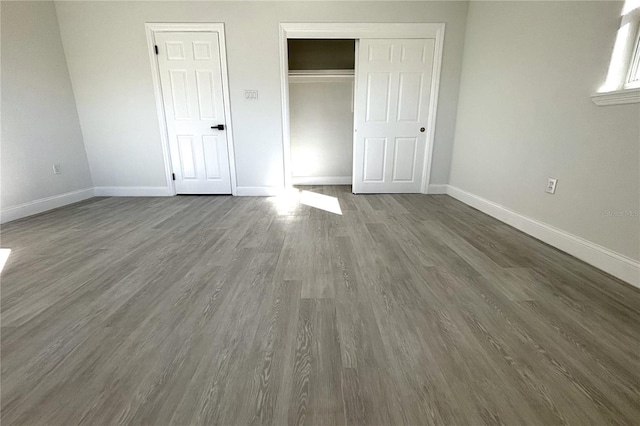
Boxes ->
[146,23,238,196]
[278,23,445,194]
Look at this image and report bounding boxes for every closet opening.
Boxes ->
[286,39,356,192]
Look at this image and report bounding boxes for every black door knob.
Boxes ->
[211,124,225,130]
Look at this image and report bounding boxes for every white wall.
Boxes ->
[1,1,93,219]
[54,1,469,193]
[289,80,354,183]
[449,1,640,262]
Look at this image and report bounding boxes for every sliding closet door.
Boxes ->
[353,39,435,193]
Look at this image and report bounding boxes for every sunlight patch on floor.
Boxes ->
[0,248,12,274]
[268,188,301,215]
[268,188,342,215]
[300,190,342,215]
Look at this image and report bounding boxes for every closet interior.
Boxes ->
[287,39,356,185]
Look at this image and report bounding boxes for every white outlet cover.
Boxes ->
[546,178,557,194]
[244,90,258,100]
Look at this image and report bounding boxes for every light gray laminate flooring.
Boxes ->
[1,186,639,425]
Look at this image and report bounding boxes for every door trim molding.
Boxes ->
[278,22,445,193]
[145,23,238,196]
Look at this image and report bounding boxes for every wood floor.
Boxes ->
[1,186,639,425]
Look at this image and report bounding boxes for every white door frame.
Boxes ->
[278,23,445,194]
[146,23,238,196]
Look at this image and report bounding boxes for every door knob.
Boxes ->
[211,124,225,130]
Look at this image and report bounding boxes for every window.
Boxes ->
[627,26,640,87]
[592,0,640,105]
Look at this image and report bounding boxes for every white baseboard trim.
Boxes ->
[0,188,95,224]
[94,186,171,197]
[427,184,449,194]
[292,176,352,185]
[236,186,282,196]
[446,185,640,288]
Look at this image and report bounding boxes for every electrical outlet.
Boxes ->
[52,163,62,175]
[546,177,557,194]
[244,90,258,100]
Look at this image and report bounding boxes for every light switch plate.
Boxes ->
[244,90,258,100]
[546,178,557,194]
[53,163,62,175]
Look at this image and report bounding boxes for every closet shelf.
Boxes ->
[288,69,354,83]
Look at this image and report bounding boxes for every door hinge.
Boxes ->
[154,45,159,55]
[172,173,176,181]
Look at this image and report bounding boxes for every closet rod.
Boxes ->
[288,69,354,77]
[288,69,354,83]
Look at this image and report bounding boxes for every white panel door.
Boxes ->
[156,32,232,194]
[353,39,435,193]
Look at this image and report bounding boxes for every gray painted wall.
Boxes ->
[53,1,469,190]
[449,1,640,261]
[1,1,92,209]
